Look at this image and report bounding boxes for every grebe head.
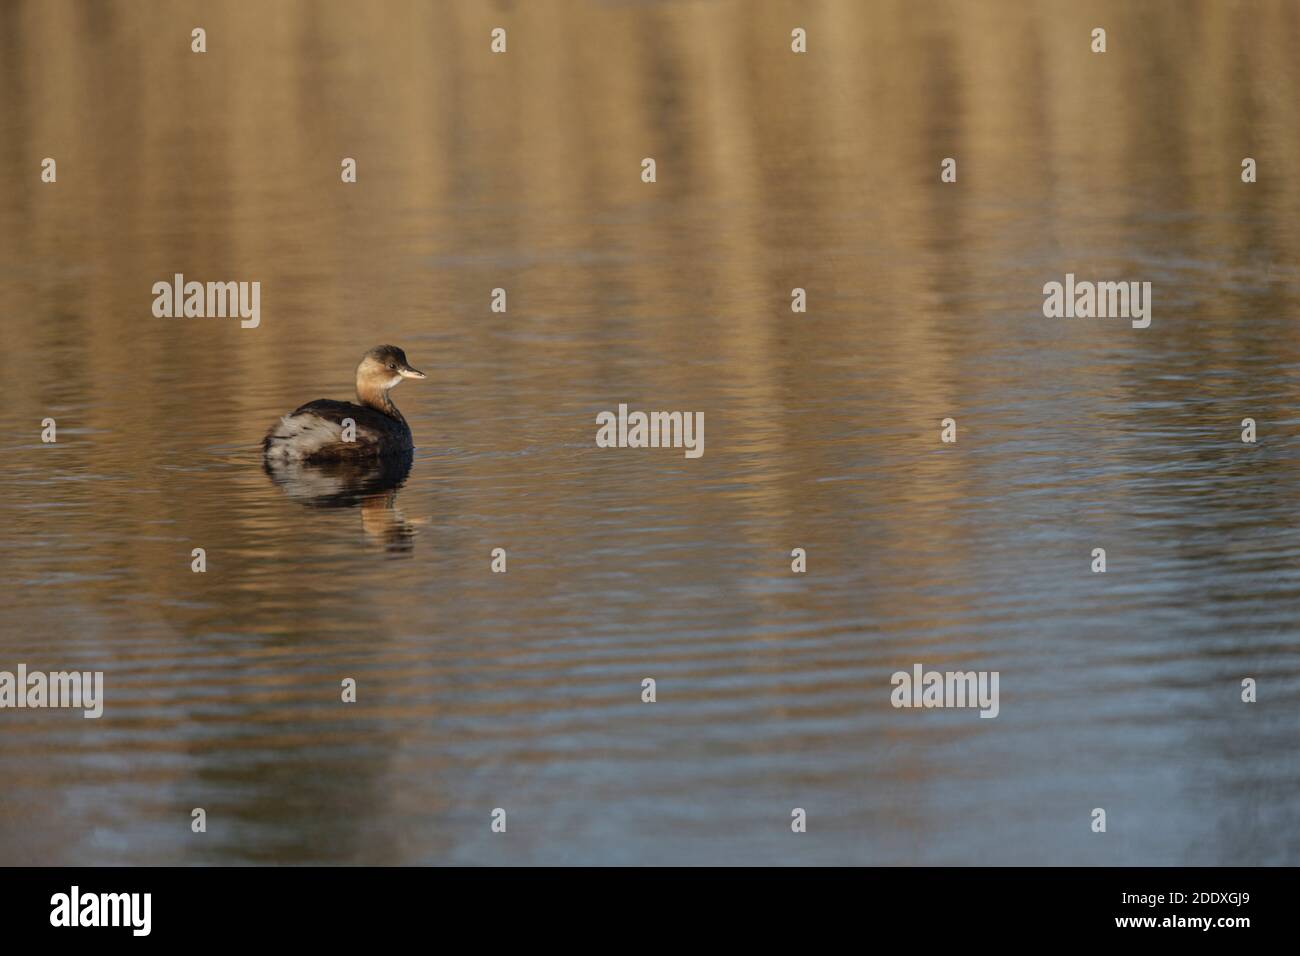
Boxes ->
[355,345,425,414]
[357,344,425,390]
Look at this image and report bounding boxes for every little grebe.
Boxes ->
[263,345,425,462]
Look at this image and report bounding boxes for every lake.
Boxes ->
[0,0,1297,865]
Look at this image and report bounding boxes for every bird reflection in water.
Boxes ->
[263,450,419,553]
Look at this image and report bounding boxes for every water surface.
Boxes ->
[1,0,1298,865]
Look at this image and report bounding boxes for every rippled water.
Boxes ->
[1,0,1298,865]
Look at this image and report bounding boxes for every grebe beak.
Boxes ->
[398,364,426,379]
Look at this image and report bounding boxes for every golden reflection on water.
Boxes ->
[0,0,1298,864]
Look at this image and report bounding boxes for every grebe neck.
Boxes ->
[357,382,405,423]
